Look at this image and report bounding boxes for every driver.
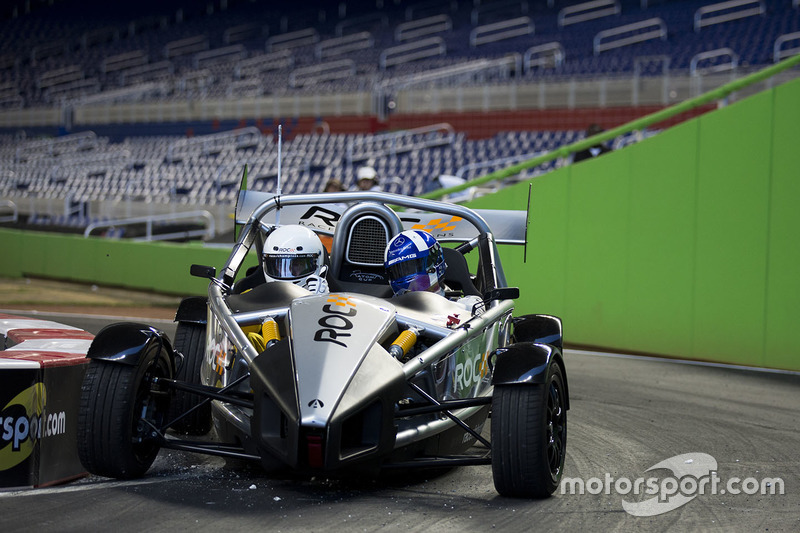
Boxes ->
[262,225,329,294]
[384,230,483,315]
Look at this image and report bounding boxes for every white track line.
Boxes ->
[0,308,175,326]
[566,348,800,376]
[0,471,210,498]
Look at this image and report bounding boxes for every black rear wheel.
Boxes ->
[77,353,171,479]
[170,321,212,435]
[491,363,567,498]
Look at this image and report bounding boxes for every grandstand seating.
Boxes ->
[0,123,651,230]
[0,0,797,108]
[0,0,795,234]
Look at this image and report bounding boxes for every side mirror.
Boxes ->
[190,264,216,279]
[484,287,519,303]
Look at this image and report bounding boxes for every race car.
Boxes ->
[76,189,568,498]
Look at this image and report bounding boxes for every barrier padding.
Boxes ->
[0,314,91,489]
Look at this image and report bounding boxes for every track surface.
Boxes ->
[1,312,798,532]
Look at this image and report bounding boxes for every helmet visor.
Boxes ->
[264,253,318,280]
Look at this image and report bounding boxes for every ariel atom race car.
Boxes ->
[76,190,568,498]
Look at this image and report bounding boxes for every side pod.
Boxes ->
[86,322,177,373]
[491,342,569,410]
[175,296,208,324]
[512,314,562,348]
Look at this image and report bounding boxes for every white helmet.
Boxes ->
[262,225,326,287]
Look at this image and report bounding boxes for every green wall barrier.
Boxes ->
[467,76,800,371]
[0,230,258,296]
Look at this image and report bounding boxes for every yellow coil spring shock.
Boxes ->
[389,328,418,360]
[261,317,280,346]
[246,317,281,352]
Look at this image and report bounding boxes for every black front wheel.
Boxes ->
[77,353,172,479]
[491,363,567,498]
[170,321,212,435]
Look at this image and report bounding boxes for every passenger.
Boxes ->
[262,225,329,294]
[384,230,484,315]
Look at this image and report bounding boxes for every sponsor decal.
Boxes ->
[454,349,489,394]
[1,383,67,471]
[313,295,357,348]
[308,399,324,408]
[387,253,418,266]
[410,216,462,233]
[348,270,385,283]
[299,206,340,230]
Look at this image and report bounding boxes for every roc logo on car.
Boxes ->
[313,295,357,348]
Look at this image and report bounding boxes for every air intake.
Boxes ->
[346,216,389,266]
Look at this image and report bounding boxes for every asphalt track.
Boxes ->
[1,311,798,532]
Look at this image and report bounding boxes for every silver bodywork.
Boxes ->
[200,191,524,468]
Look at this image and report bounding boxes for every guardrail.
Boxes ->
[420,53,800,201]
[83,210,215,241]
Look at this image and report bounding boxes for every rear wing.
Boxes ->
[234,189,527,245]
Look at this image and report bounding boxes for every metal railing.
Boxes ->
[345,123,456,176]
[267,28,319,52]
[289,59,356,88]
[164,35,208,59]
[524,42,565,71]
[166,127,263,163]
[14,131,98,163]
[774,32,800,63]
[380,37,446,69]
[395,15,452,42]
[470,16,533,47]
[83,210,215,241]
[594,18,667,55]
[421,53,800,201]
[193,45,246,69]
[558,0,620,27]
[694,0,764,32]
[316,32,373,60]
[0,200,18,223]
[690,48,739,76]
[471,0,528,26]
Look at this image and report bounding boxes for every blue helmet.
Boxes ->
[384,230,447,295]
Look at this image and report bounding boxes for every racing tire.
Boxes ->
[77,354,172,479]
[491,363,567,498]
[170,321,212,435]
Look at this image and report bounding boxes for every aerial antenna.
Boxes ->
[276,124,282,226]
[524,183,532,263]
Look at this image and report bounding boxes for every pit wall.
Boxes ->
[1,78,798,371]
[466,76,800,371]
